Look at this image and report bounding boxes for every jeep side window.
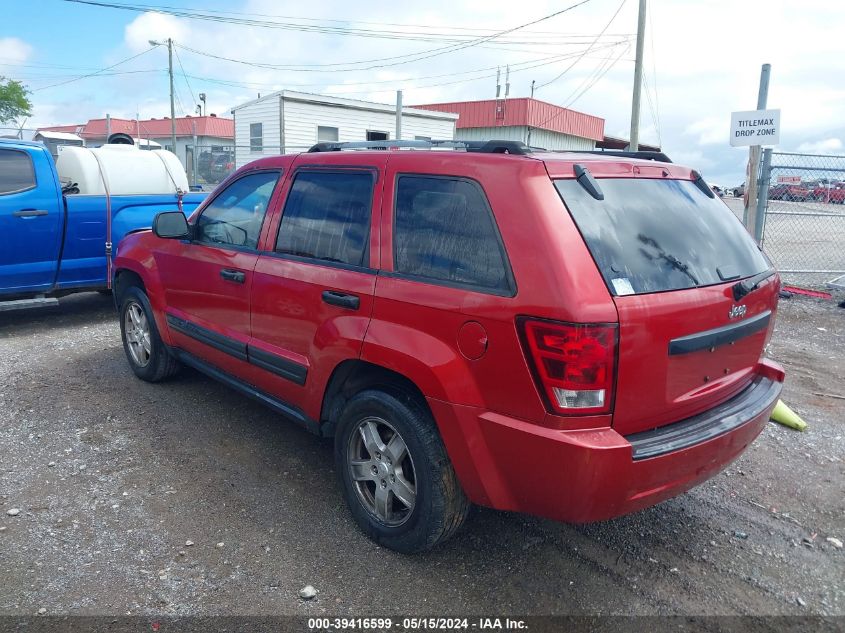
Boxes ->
[275,171,374,267]
[393,175,512,294]
[195,171,280,249]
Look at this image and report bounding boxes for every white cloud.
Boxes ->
[124,12,191,52]
[683,117,729,146]
[0,37,33,66]
[797,138,843,154]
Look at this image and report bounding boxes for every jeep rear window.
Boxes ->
[554,178,770,296]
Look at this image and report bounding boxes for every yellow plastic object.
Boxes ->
[770,400,807,431]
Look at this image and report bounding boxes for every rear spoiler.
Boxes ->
[574,150,673,163]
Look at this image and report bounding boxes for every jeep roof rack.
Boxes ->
[306,139,534,155]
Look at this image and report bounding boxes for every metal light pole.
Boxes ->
[629,0,647,151]
[149,38,177,153]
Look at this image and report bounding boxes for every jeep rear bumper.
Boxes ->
[428,360,784,523]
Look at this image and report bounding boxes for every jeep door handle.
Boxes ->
[13,209,49,218]
[220,269,246,284]
[321,290,360,310]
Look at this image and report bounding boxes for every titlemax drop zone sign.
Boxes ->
[730,109,781,147]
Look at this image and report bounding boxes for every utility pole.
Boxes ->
[167,38,176,154]
[744,63,771,235]
[149,38,177,154]
[395,90,403,141]
[629,0,647,151]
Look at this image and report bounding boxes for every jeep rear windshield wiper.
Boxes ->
[732,269,776,301]
[637,234,699,287]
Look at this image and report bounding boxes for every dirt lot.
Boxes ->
[0,292,842,618]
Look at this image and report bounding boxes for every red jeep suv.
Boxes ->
[113,140,784,553]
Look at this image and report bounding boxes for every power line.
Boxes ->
[534,0,626,91]
[62,0,606,45]
[179,41,629,96]
[31,46,158,91]
[172,46,197,110]
[531,41,629,130]
[66,0,596,71]
[60,0,626,37]
[562,41,630,109]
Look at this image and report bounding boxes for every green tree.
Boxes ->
[0,77,33,125]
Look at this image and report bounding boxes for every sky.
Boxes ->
[3,0,845,185]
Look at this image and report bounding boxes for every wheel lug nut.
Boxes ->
[390,475,395,483]
[380,479,387,488]
[371,465,378,475]
[375,452,381,460]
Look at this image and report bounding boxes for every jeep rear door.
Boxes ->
[554,175,777,436]
[247,153,385,420]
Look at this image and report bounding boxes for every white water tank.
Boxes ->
[56,145,189,195]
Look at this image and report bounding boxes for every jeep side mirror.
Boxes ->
[153,211,190,239]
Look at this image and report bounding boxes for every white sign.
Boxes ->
[777,175,801,184]
[729,108,781,147]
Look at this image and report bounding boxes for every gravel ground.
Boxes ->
[0,292,842,618]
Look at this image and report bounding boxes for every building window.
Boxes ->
[250,122,263,152]
[317,126,339,142]
[366,130,388,141]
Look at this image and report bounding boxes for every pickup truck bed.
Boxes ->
[0,139,206,300]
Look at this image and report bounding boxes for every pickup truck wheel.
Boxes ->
[118,286,179,382]
[335,389,469,554]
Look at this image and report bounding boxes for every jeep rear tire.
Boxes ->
[118,286,180,382]
[335,389,469,553]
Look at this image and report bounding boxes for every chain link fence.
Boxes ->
[757,151,845,288]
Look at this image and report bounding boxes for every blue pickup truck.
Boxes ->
[0,139,207,310]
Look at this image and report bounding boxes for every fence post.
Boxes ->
[754,148,773,245]
[743,63,771,232]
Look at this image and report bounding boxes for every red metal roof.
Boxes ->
[414,98,604,142]
[39,115,233,140]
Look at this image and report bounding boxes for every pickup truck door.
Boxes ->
[155,169,284,371]
[0,147,63,294]
[247,154,384,421]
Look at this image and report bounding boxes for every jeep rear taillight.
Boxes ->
[519,318,617,415]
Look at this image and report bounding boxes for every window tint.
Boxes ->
[0,150,36,195]
[555,178,770,296]
[317,126,338,142]
[276,171,373,267]
[196,171,279,249]
[250,123,263,152]
[394,176,511,292]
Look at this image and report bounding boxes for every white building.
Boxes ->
[230,91,458,168]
